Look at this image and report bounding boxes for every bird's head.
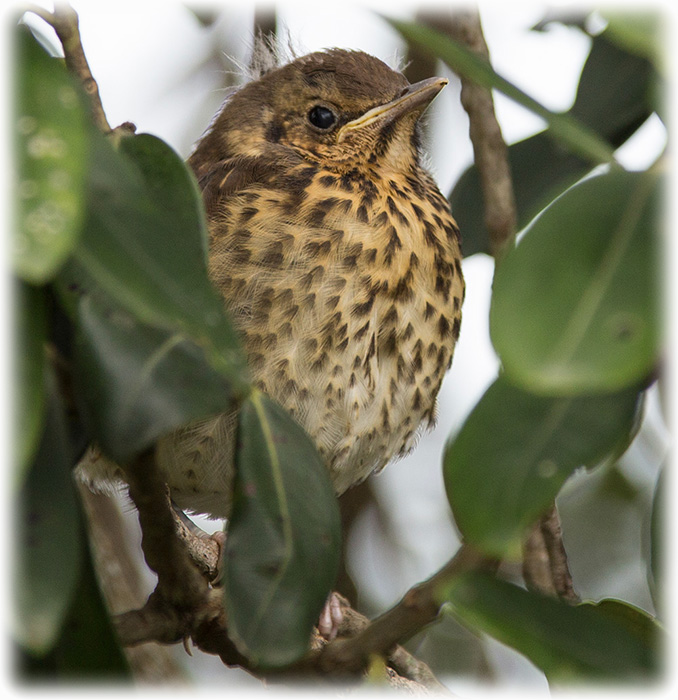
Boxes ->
[194,49,446,173]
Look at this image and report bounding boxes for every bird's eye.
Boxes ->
[308,105,337,130]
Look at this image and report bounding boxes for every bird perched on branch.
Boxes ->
[81,47,464,519]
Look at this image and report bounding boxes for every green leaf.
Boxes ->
[602,13,662,71]
[14,27,88,283]
[443,376,641,557]
[442,572,661,680]
[490,169,661,395]
[450,32,656,256]
[16,369,82,656]
[386,18,616,165]
[15,281,47,484]
[74,130,248,394]
[65,287,238,464]
[224,391,342,667]
[19,529,130,680]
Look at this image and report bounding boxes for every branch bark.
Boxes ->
[27,2,112,133]
[446,10,517,260]
[317,544,498,674]
[523,505,579,603]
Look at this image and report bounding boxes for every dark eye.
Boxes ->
[308,105,336,130]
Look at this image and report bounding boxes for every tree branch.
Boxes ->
[446,9,517,260]
[121,449,208,610]
[26,2,112,133]
[316,544,498,673]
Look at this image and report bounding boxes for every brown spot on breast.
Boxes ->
[238,208,258,224]
[276,288,294,306]
[393,276,414,302]
[374,211,389,227]
[438,314,452,339]
[352,296,375,317]
[328,276,347,293]
[312,352,328,372]
[380,328,397,356]
[260,241,284,268]
[249,352,265,370]
[381,401,390,430]
[424,302,435,320]
[283,304,299,321]
[354,320,370,341]
[233,247,251,265]
[383,305,398,325]
[300,265,325,291]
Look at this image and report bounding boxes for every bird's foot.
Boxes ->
[317,591,345,641]
[171,503,224,582]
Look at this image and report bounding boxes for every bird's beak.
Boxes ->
[337,76,448,143]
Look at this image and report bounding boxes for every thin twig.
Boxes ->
[447,9,517,260]
[523,505,578,603]
[540,505,579,603]
[317,544,498,673]
[122,449,208,609]
[26,2,112,133]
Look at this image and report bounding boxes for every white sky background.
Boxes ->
[4,0,674,693]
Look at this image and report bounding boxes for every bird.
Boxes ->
[78,47,464,522]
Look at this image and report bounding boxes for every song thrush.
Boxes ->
[80,48,464,520]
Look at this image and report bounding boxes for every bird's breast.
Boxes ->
[205,161,464,493]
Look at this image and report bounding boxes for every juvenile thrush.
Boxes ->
[80,48,464,519]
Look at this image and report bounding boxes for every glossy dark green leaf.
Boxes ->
[442,572,661,680]
[15,281,47,484]
[16,369,81,655]
[67,289,238,464]
[14,27,88,282]
[443,376,641,557]
[224,391,342,667]
[451,33,656,256]
[74,130,248,394]
[490,169,660,395]
[19,531,130,680]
